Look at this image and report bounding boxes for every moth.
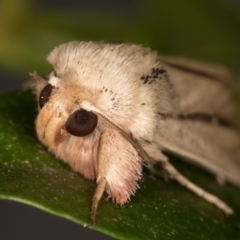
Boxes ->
[29,41,240,226]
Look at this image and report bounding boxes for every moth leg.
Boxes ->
[216,175,226,185]
[125,136,233,214]
[90,128,142,226]
[161,159,233,215]
[145,161,170,182]
[90,177,107,227]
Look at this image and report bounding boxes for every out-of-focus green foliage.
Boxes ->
[0,0,240,75]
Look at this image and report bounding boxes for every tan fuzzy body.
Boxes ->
[30,41,240,225]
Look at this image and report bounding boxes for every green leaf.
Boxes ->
[0,90,240,239]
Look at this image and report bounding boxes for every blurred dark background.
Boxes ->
[0,0,139,94]
[0,0,240,239]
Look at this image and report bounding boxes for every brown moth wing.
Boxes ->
[158,55,234,85]
[153,57,240,186]
[158,56,237,125]
[154,118,240,186]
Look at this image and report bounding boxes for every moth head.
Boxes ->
[35,82,92,144]
[33,72,125,150]
[38,82,98,137]
[33,72,142,185]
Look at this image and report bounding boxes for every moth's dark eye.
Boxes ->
[39,84,54,109]
[65,109,98,137]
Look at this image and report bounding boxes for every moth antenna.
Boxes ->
[90,178,107,227]
[160,161,233,215]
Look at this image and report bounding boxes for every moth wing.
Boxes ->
[154,113,240,186]
[158,56,237,125]
[158,55,234,85]
[152,56,240,186]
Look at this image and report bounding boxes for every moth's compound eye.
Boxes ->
[65,109,98,137]
[39,84,54,109]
